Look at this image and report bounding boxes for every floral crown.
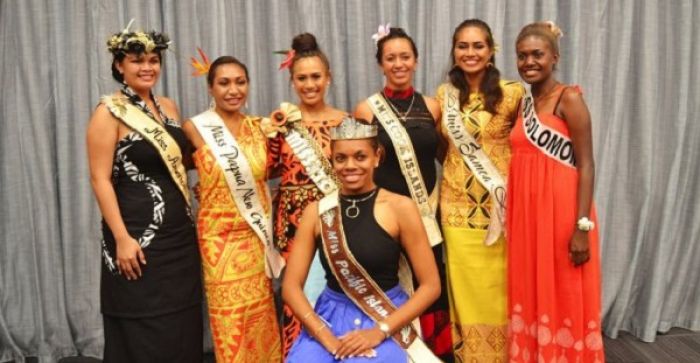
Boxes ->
[106,19,171,55]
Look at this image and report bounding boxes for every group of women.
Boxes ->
[87,17,603,363]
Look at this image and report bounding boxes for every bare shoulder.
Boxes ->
[329,107,348,120]
[181,119,205,148]
[88,102,118,128]
[560,85,586,106]
[422,94,441,122]
[353,99,374,121]
[157,96,181,120]
[379,189,417,214]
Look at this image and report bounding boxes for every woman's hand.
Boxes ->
[334,327,384,359]
[569,230,590,266]
[116,235,146,280]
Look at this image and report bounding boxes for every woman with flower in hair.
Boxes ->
[434,19,523,362]
[354,25,453,360]
[182,55,285,362]
[86,21,202,362]
[265,32,347,357]
[508,21,603,362]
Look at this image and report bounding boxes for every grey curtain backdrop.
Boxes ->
[1,0,698,361]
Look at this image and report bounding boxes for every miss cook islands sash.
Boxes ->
[521,85,576,168]
[367,94,442,246]
[442,84,506,245]
[264,102,338,196]
[191,110,285,278]
[101,95,191,206]
[318,193,441,363]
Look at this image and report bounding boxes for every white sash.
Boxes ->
[441,84,506,245]
[521,85,576,168]
[275,102,338,196]
[367,93,443,246]
[318,193,441,363]
[191,110,285,278]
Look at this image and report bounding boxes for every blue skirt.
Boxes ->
[287,285,409,363]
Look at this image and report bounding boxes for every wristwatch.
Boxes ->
[377,322,391,339]
[576,217,595,232]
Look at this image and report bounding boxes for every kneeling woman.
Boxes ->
[282,117,442,362]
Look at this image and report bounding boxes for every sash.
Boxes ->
[275,102,338,196]
[441,84,506,245]
[102,95,191,206]
[318,193,441,363]
[191,110,285,278]
[521,85,576,168]
[367,93,442,246]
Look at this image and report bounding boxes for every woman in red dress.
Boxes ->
[507,21,604,363]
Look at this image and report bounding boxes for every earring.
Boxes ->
[487,62,494,68]
[208,99,215,110]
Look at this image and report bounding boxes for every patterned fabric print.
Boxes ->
[268,119,340,253]
[101,133,167,273]
[437,81,524,230]
[120,85,179,128]
[453,324,507,363]
[508,305,605,363]
[195,116,281,363]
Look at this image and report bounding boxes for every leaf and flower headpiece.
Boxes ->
[371,22,391,45]
[106,19,171,55]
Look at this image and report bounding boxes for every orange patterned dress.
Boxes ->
[194,115,282,363]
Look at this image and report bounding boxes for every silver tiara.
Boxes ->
[330,117,378,140]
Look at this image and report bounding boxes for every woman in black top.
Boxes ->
[282,117,440,361]
[86,24,202,362]
[354,26,453,360]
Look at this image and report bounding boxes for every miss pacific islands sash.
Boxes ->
[442,84,506,245]
[191,110,285,278]
[521,85,576,168]
[367,94,443,246]
[101,94,191,206]
[272,102,338,196]
[318,192,441,363]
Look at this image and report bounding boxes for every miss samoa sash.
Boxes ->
[318,193,441,363]
[442,84,506,245]
[275,102,338,196]
[367,94,442,246]
[521,85,576,168]
[191,110,285,278]
[102,95,191,206]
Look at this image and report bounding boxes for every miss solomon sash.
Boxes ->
[367,94,442,246]
[318,193,441,363]
[101,94,191,206]
[441,84,506,245]
[521,85,576,168]
[191,110,285,278]
[266,102,338,196]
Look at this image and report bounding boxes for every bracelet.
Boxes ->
[314,322,327,336]
[301,310,314,321]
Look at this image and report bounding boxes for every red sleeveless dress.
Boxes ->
[506,87,604,363]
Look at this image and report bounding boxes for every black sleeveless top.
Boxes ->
[317,189,401,292]
[372,91,439,196]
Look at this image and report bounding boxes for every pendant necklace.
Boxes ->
[340,189,378,219]
[383,92,415,122]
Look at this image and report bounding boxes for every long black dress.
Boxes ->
[99,89,202,363]
[372,88,453,361]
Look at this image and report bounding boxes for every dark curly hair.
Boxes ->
[447,19,503,115]
[108,30,170,84]
[375,27,418,64]
[206,56,250,86]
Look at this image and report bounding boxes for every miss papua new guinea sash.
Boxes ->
[441,84,506,245]
[191,110,285,278]
[367,93,442,246]
[318,192,441,362]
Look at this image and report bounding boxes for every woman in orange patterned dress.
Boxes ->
[507,22,604,362]
[266,33,346,357]
[183,56,282,362]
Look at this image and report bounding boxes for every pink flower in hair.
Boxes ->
[278,49,296,70]
[371,23,391,44]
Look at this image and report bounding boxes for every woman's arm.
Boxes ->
[86,104,145,280]
[426,92,448,164]
[353,100,374,122]
[282,202,342,354]
[559,87,595,266]
[335,195,440,358]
